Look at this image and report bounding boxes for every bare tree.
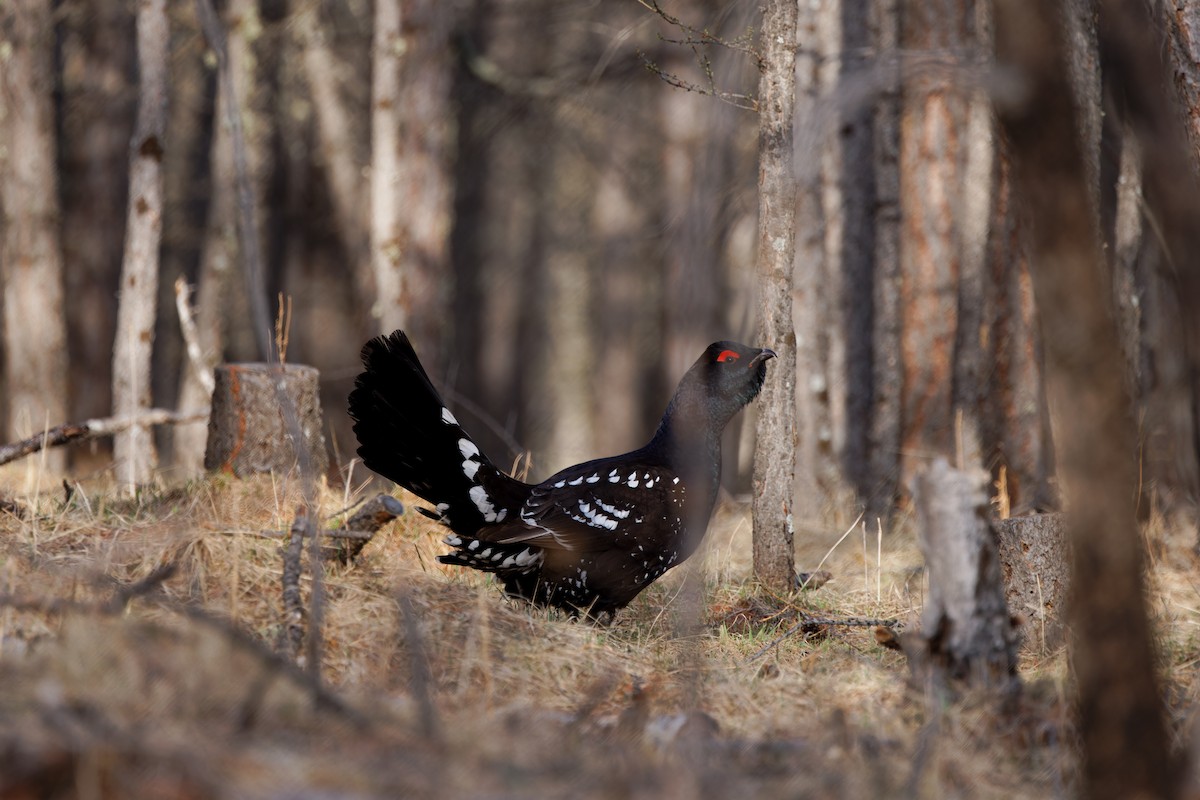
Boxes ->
[112,0,170,489]
[752,0,799,592]
[174,0,267,476]
[0,0,69,475]
[994,0,1174,795]
[369,0,404,335]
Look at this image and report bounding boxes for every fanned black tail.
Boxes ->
[348,331,530,537]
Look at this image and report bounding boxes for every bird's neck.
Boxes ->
[647,383,724,481]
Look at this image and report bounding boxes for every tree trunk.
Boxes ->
[791,0,838,522]
[112,0,170,490]
[0,0,70,476]
[902,458,1018,691]
[896,0,974,483]
[175,0,266,477]
[369,0,403,335]
[751,0,799,593]
[204,364,328,478]
[993,1,1175,795]
[386,0,456,363]
[864,0,904,520]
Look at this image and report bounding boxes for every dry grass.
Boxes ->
[1,464,1197,798]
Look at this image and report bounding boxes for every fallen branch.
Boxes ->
[252,494,404,563]
[746,613,903,662]
[281,505,308,661]
[0,408,209,467]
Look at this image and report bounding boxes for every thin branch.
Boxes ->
[636,0,762,111]
[174,277,215,395]
[0,408,209,467]
[281,505,308,661]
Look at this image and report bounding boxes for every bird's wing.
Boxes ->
[484,460,686,553]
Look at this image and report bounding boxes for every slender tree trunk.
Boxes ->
[175,0,266,476]
[112,0,170,489]
[0,0,69,475]
[994,1,1175,795]
[791,0,837,522]
[370,0,403,335]
[59,0,135,428]
[752,0,799,592]
[865,0,903,519]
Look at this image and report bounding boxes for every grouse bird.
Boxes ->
[348,331,775,618]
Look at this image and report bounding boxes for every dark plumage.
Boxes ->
[348,331,775,619]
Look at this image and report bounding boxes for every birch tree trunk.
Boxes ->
[0,0,69,475]
[752,0,799,592]
[112,0,170,490]
[370,0,403,334]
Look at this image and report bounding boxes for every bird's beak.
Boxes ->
[750,348,777,367]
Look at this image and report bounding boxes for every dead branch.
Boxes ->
[281,505,308,661]
[637,0,762,111]
[745,612,902,662]
[0,408,209,468]
[326,494,405,563]
[174,277,215,395]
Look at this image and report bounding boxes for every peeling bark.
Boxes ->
[112,0,169,490]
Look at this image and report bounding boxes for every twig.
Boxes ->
[174,277,215,395]
[398,591,440,740]
[745,612,903,662]
[106,562,179,613]
[799,511,865,589]
[281,506,307,661]
[0,408,209,467]
[160,597,371,728]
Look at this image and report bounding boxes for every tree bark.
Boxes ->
[896,1,975,482]
[0,0,70,475]
[791,0,839,521]
[204,364,328,478]
[369,0,404,335]
[902,458,1018,691]
[175,0,266,477]
[993,1,1175,795]
[388,0,453,362]
[112,0,170,490]
[752,0,799,592]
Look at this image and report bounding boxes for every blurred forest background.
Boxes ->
[2,0,1200,533]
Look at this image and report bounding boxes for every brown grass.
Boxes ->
[1,464,1196,797]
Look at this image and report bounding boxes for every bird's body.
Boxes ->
[349,331,774,618]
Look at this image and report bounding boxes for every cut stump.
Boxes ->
[205,363,328,478]
[901,458,1019,693]
[995,513,1069,650]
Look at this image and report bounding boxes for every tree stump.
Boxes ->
[204,364,328,478]
[994,513,1069,650]
[901,458,1018,693]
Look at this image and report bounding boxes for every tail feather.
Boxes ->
[348,331,529,537]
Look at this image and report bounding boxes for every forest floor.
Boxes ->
[1,461,1198,798]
